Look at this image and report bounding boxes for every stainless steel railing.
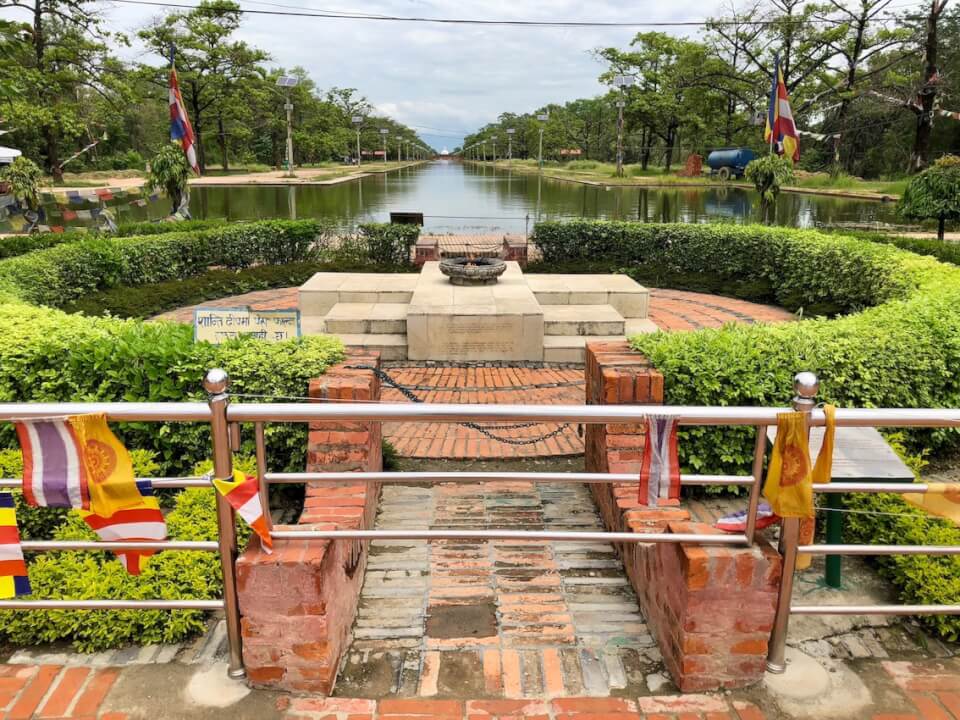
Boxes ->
[0,367,956,683]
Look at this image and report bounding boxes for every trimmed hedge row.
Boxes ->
[533,220,916,316]
[0,219,230,260]
[835,229,960,267]
[0,220,323,307]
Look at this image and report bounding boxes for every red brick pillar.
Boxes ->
[237,352,382,692]
[414,236,439,266]
[583,341,781,692]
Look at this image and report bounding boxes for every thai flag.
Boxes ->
[638,415,681,507]
[80,480,167,575]
[15,419,90,510]
[169,67,200,175]
[0,494,31,598]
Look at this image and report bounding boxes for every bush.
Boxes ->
[834,229,960,267]
[844,492,960,640]
[356,223,420,267]
[533,221,914,315]
[0,484,250,652]
[898,155,960,240]
[0,220,324,307]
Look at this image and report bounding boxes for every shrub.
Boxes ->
[146,142,191,215]
[532,221,914,315]
[0,156,43,211]
[825,229,960,267]
[843,491,960,640]
[0,484,250,652]
[356,223,420,267]
[898,155,960,240]
[745,155,794,223]
[0,219,324,307]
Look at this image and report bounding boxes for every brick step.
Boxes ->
[340,333,408,361]
[323,302,409,334]
[543,304,625,336]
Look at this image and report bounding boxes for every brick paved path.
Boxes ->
[154,287,795,332]
[334,481,662,701]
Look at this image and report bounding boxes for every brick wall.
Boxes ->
[237,352,382,692]
[583,341,782,692]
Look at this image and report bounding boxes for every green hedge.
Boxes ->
[356,223,420,267]
[0,219,230,260]
[533,220,915,315]
[831,229,960,267]
[0,220,323,307]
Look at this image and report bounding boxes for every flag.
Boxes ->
[763,405,836,519]
[764,56,800,163]
[903,483,960,524]
[212,470,272,552]
[15,419,90,509]
[638,415,681,507]
[0,494,31,599]
[169,66,200,175]
[80,480,167,575]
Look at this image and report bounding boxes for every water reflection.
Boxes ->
[36,159,900,234]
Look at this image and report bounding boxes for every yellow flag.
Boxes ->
[69,414,142,518]
[903,483,960,524]
[764,405,836,520]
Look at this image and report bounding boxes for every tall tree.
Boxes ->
[138,0,268,172]
[910,0,951,170]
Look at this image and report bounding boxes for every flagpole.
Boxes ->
[769,55,778,156]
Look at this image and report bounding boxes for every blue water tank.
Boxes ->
[706,148,756,178]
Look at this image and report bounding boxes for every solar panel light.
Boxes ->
[613,74,635,88]
[351,116,363,125]
[276,75,299,88]
[380,128,389,134]
[537,113,549,122]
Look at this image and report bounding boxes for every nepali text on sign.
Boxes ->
[193,307,301,344]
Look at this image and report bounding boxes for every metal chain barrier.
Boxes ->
[346,364,572,445]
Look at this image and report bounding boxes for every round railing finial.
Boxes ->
[203,368,230,396]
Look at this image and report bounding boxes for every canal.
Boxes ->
[35,160,901,234]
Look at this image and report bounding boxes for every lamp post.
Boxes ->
[276,75,299,178]
[613,74,635,178]
[536,113,549,172]
[506,128,515,164]
[481,140,487,162]
[492,135,498,164]
[351,115,363,167]
[380,128,389,165]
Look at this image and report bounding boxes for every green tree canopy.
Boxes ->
[898,154,960,239]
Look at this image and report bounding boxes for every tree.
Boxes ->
[146,142,191,215]
[745,155,794,223]
[898,154,960,238]
[138,0,268,172]
[0,0,127,180]
[911,0,951,171]
[0,156,42,210]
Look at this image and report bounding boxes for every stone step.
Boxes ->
[323,302,409,334]
[339,333,408,361]
[542,305,624,336]
[542,335,624,364]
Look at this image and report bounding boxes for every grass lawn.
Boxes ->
[479,159,906,197]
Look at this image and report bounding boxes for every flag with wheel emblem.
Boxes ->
[212,470,272,552]
[0,494,31,598]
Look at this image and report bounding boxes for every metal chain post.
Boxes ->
[766,371,819,673]
[204,368,246,679]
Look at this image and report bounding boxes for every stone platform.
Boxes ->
[298,262,656,362]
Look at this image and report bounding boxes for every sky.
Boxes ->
[91,0,716,150]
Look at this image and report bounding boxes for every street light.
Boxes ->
[276,75,299,178]
[506,128,515,163]
[379,128,389,165]
[481,140,487,162]
[613,74,635,178]
[491,135,498,164]
[351,115,364,166]
[536,113,549,172]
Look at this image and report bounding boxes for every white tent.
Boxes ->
[0,146,22,164]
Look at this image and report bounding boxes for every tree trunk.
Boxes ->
[664,124,678,171]
[217,114,229,172]
[910,0,947,173]
[939,214,946,240]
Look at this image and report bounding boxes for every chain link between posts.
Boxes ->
[346,364,572,445]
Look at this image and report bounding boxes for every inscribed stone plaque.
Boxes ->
[194,306,301,344]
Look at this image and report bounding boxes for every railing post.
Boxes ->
[766,370,819,674]
[204,368,245,679]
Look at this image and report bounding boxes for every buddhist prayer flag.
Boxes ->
[903,483,960,524]
[213,471,272,552]
[80,479,167,575]
[0,494,31,598]
[15,418,90,509]
[763,405,836,519]
[638,415,681,507]
[170,65,200,175]
[764,55,800,163]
